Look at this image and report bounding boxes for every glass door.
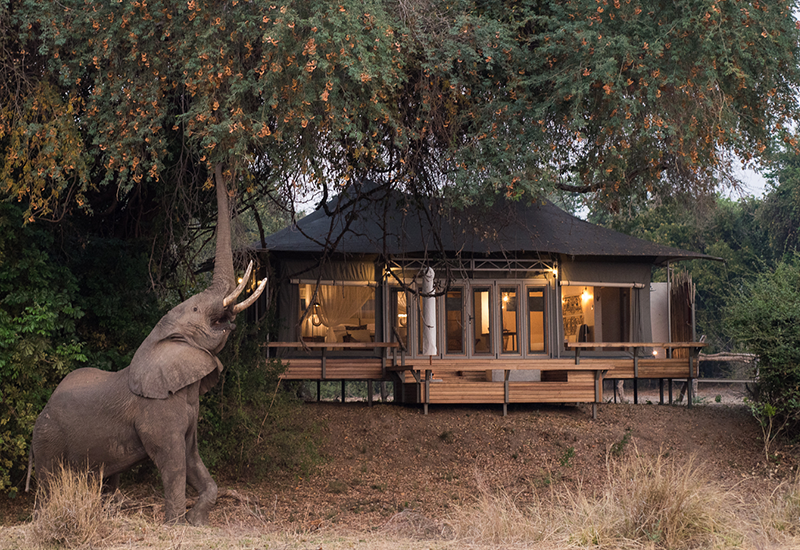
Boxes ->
[445,287,465,355]
[499,286,519,354]
[472,287,493,355]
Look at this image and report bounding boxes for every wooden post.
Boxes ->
[424,369,431,415]
[687,353,694,408]
[659,379,664,404]
[341,380,346,403]
[316,380,321,402]
[368,380,373,407]
[593,370,601,420]
[503,370,510,417]
[633,346,639,405]
[668,379,673,404]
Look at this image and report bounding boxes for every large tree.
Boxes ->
[2,0,799,219]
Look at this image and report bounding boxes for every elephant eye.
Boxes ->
[193,306,198,312]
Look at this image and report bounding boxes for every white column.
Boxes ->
[421,267,437,356]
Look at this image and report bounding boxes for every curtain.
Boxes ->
[316,285,374,342]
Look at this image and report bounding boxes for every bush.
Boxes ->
[725,255,800,456]
[0,204,86,496]
[199,317,325,480]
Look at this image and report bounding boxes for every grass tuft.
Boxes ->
[755,471,800,543]
[567,451,740,549]
[451,451,741,549]
[30,463,114,549]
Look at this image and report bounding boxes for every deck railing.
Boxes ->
[567,342,707,405]
[267,340,706,416]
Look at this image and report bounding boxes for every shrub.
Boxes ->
[0,204,86,496]
[199,317,325,480]
[725,255,800,456]
[30,463,114,549]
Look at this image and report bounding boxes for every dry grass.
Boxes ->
[564,451,741,549]
[6,451,800,549]
[447,469,560,547]
[449,450,744,549]
[751,471,800,547]
[29,463,114,549]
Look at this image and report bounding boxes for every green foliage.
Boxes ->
[599,195,770,352]
[0,198,163,496]
[559,446,575,468]
[68,237,162,372]
[761,147,800,259]
[199,317,324,480]
[611,428,633,457]
[0,203,86,496]
[725,256,800,452]
[3,0,799,220]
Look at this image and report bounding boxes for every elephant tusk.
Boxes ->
[232,277,267,314]
[223,260,254,307]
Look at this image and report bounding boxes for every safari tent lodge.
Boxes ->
[252,186,710,416]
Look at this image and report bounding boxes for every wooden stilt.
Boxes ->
[503,370,510,417]
[633,347,639,404]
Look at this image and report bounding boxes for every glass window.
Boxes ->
[527,287,546,353]
[561,285,631,346]
[298,283,376,343]
[445,288,464,354]
[472,287,492,355]
[500,287,518,354]
[390,288,408,349]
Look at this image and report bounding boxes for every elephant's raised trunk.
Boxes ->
[211,164,235,297]
[211,164,267,312]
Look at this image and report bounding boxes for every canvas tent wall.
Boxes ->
[255,184,714,357]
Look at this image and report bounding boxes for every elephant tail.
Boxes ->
[25,446,33,493]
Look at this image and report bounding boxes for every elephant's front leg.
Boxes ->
[144,434,188,524]
[185,428,217,526]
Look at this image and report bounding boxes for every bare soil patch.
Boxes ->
[242,399,788,532]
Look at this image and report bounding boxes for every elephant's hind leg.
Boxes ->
[184,430,216,526]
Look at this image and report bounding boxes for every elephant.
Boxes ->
[27,164,266,525]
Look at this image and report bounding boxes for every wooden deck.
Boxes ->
[267,341,705,416]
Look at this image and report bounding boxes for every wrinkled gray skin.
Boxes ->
[29,165,264,525]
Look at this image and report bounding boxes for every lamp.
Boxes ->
[311,304,322,327]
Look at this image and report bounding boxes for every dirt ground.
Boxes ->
[1,381,794,536]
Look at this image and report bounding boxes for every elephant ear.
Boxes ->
[128,334,223,399]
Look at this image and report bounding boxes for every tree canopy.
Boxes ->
[2,0,799,222]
